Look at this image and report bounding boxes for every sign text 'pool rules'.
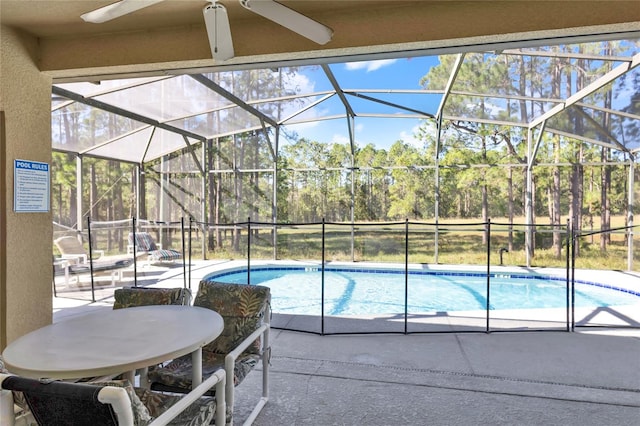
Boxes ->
[14,159,50,213]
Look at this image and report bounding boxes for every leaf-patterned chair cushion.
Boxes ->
[196,281,270,355]
[148,350,259,393]
[148,281,269,395]
[134,387,216,426]
[113,287,191,309]
[89,380,152,426]
[86,379,216,426]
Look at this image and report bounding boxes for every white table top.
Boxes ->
[2,305,223,380]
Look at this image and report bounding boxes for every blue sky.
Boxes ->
[280,56,442,151]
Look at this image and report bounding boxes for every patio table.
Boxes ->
[1,305,223,388]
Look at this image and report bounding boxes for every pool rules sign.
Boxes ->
[14,159,50,213]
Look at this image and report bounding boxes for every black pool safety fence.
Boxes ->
[52,217,640,335]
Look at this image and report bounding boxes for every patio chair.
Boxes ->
[148,281,271,426]
[113,286,192,309]
[54,235,100,264]
[53,236,134,286]
[0,372,226,426]
[127,232,182,265]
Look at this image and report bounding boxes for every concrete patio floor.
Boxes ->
[52,261,640,425]
[238,329,640,426]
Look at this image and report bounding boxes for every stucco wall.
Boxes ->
[0,26,53,349]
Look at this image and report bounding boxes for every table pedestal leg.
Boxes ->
[191,347,202,387]
[139,367,150,389]
[124,370,135,386]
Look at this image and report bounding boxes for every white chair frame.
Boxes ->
[224,298,270,426]
[0,371,226,426]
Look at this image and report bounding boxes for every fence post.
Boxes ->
[570,220,576,332]
[321,218,326,336]
[273,221,278,261]
[247,217,251,285]
[87,216,96,303]
[485,218,491,334]
[565,219,570,332]
[627,159,634,271]
[181,217,187,289]
[132,217,137,287]
[188,217,193,290]
[351,219,355,263]
[404,218,409,335]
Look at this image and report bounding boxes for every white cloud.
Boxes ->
[345,59,398,72]
[399,124,425,148]
[464,100,503,117]
[331,134,351,145]
[286,120,321,132]
[288,72,314,93]
[335,123,374,147]
[274,72,316,119]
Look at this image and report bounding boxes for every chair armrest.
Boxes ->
[223,323,270,424]
[60,254,87,264]
[224,323,269,365]
[96,386,134,425]
[91,250,105,260]
[128,243,159,253]
[149,369,226,426]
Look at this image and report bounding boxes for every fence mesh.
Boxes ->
[52,218,640,334]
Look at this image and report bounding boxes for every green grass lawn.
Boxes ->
[198,216,638,271]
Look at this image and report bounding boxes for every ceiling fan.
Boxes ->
[80,0,333,61]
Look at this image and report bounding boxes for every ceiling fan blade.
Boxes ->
[240,0,333,45]
[81,0,165,23]
[203,3,235,61]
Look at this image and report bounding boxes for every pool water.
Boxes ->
[207,268,640,316]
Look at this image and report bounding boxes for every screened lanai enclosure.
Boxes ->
[51,37,640,272]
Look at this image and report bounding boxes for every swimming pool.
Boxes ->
[205,265,640,316]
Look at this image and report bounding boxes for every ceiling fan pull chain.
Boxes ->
[203,2,234,61]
